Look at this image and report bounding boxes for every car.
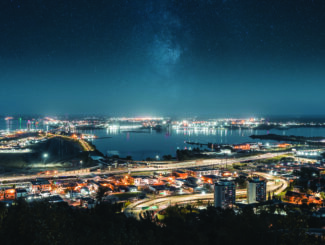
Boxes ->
[40,191,51,198]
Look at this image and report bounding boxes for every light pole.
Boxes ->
[43,153,48,164]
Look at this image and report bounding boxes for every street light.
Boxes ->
[43,153,48,164]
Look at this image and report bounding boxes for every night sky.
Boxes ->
[1,0,325,117]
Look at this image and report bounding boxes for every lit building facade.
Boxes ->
[214,180,236,209]
[247,177,266,204]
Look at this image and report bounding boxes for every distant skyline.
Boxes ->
[2,114,325,123]
[1,0,325,116]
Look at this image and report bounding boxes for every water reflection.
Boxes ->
[88,127,325,160]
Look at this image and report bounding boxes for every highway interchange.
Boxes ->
[124,172,289,219]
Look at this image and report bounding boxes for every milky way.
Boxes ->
[0,0,325,116]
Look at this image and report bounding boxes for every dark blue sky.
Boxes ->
[1,0,325,117]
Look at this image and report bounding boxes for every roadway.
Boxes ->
[253,172,288,195]
[147,152,290,169]
[0,152,289,185]
[48,133,95,152]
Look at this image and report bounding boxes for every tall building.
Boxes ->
[214,180,236,209]
[247,177,267,204]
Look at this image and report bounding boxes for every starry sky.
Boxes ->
[0,0,325,117]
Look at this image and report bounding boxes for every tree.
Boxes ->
[96,186,109,203]
[320,192,325,200]
[268,192,272,201]
[235,177,247,188]
[162,155,172,161]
